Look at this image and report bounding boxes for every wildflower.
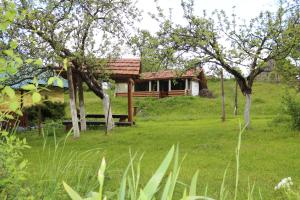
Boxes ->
[274,177,293,191]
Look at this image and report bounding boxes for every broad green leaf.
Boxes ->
[142,145,175,199]
[15,57,23,65]
[63,58,68,70]
[57,78,64,88]
[1,131,9,137]
[48,77,55,85]
[34,58,43,66]
[119,154,137,200]
[32,92,41,103]
[9,101,19,111]
[21,84,36,91]
[98,158,106,200]
[161,173,172,200]
[0,22,9,31]
[18,160,27,169]
[6,114,14,119]
[98,158,106,184]
[3,49,14,57]
[6,9,16,21]
[10,40,18,49]
[189,170,199,196]
[0,57,6,65]
[63,182,83,200]
[25,58,34,64]
[16,110,23,116]
[3,86,15,98]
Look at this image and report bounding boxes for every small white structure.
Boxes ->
[191,80,199,96]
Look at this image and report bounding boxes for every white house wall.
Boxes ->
[115,83,128,93]
[191,81,199,96]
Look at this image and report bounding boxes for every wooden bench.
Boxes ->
[79,114,128,122]
[63,114,133,131]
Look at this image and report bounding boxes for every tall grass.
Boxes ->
[29,128,103,199]
[23,121,299,199]
[61,124,256,200]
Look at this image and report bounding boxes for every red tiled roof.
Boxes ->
[140,68,203,80]
[105,58,141,77]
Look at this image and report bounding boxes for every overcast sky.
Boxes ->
[122,0,280,74]
[135,0,278,31]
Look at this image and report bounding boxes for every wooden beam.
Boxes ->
[77,74,87,131]
[66,66,80,138]
[128,78,134,124]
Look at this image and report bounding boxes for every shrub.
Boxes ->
[0,131,32,199]
[23,101,66,125]
[282,93,300,130]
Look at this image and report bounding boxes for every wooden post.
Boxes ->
[168,79,171,91]
[128,78,134,124]
[149,81,152,92]
[221,69,226,122]
[157,80,160,91]
[67,66,80,138]
[234,80,238,116]
[77,74,86,131]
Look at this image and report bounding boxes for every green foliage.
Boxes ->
[23,101,66,125]
[63,145,214,200]
[282,92,300,130]
[0,131,32,199]
[275,59,300,89]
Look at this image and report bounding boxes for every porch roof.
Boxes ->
[140,68,203,81]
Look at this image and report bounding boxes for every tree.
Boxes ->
[11,0,140,137]
[134,0,300,127]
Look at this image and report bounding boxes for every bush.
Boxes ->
[282,93,300,130]
[23,101,66,125]
[0,131,32,199]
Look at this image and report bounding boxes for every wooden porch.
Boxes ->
[116,89,191,98]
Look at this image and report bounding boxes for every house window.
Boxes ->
[135,81,149,91]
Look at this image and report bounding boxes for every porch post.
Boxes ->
[128,78,134,124]
[149,81,152,92]
[185,79,188,90]
[157,80,160,92]
[168,79,171,91]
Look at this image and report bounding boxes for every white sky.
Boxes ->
[136,0,278,32]
[122,0,280,75]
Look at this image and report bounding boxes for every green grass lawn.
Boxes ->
[22,80,300,199]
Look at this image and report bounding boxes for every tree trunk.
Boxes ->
[77,75,86,131]
[234,80,238,116]
[244,93,251,128]
[67,66,80,138]
[103,93,114,133]
[221,69,226,122]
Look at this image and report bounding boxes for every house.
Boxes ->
[113,60,208,98]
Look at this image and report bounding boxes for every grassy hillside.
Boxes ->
[23,80,300,199]
[67,79,290,121]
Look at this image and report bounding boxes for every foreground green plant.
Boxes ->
[63,145,214,200]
